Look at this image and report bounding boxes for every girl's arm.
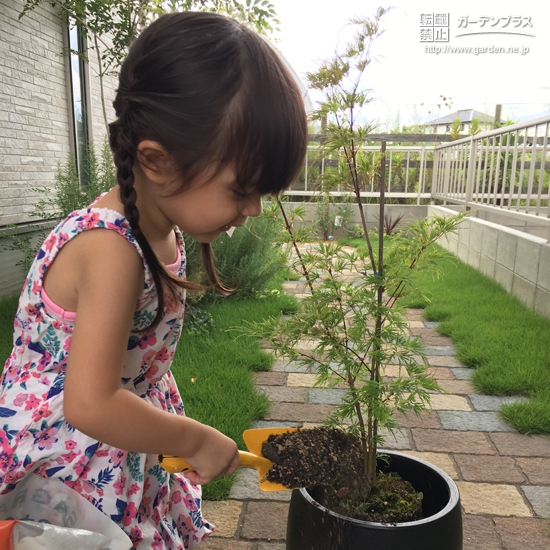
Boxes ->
[62,229,239,484]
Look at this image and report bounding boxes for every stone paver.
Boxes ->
[200,540,254,550]
[240,501,289,540]
[437,379,477,394]
[427,366,456,379]
[462,515,502,550]
[257,385,307,403]
[451,367,475,379]
[493,518,550,550]
[252,372,287,386]
[307,387,347,405]
[469,394,529,411]
[423,345,456,356]
[401,451,458,479]
[489,433,550,457]
[454,454,525,483]
[271,358,310,373]
[286,373,317,387]
[521,486,550,519]
[203,501,243,538]
[438,411,515,432]
[412,429,495,454]
[430,394,472,411]
[257,543,286,550]
[426,355,464,367]
[394,410,442,429]
[265,402,333,423]
[456,482,532,516]
[516,457,550,484]
[410,328,455,346]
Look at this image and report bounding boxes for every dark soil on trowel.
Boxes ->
[262,427,423,523]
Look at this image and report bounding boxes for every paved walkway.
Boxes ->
[201,261,550,550]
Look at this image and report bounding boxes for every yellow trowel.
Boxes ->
[158,427,298,492]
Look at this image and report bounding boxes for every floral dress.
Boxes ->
[0,205,213,549]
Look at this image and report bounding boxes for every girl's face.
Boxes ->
[158,164,263,243]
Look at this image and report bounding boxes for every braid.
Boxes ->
[110,120,207,332]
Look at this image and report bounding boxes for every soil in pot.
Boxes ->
[262,427,422,523]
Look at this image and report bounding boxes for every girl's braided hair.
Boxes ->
[108,11,308,330]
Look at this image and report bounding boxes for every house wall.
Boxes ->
[428,205,550,321]
[0,0,117,298]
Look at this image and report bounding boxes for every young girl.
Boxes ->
[0,11,307,549]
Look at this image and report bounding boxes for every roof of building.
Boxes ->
[426,109,493,125]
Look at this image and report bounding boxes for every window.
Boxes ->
[67,21,90,186]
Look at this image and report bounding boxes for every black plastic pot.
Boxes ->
[286,450,462,550]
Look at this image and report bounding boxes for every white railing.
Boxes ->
[431,115,550,226]
[285,116,550,237]
[286,146,433,205]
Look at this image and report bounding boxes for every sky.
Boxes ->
[269,0,550,129]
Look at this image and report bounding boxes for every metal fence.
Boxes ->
[286,145,434,204]
[284,116,550,235]
[431,115,550,226]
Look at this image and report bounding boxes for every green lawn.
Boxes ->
[400,248,550,434]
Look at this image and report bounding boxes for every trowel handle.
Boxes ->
[158,450,266,474]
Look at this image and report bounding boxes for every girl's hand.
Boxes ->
[183,424,240,485]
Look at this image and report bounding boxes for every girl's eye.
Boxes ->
[233,190,248,199]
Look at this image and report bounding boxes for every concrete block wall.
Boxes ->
[429,205,550,321]
[285,202,428,238]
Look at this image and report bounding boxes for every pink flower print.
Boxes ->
[122,501,138,527]
[127,482,140,496]
[152,531,163,550]
[31,404,52,422]
[63,337,72,351]
[183,493,198,511]
[151,507,161,526]
[82,479,97,494]
[24,304,44,323]
[57,232,69,247]
[0,429,12,455]
[138,496,151,522]
[32,280,41,296]
[129,526,143,548]
[43,233,57,252]
[176,514,194,534]
[59,451,78,464]
[138,334,157,350]
[2,362,19,385]
[144,364,159,381]
[34,424,59,451]
[65,439,78,450]
[81,212,100,229]
[96,449,109,457]
[74,456,90,478]
[4,470,25,485]
[143,476,151,493]
[140,349,156,368]
[110,449,127,468]
[24,394,40,411]
[113,474,127,496]
[155,347,169,363]
[171,490,183,504]
[13,393,28,407]
[37,351,52,372]
[0,452,11,472]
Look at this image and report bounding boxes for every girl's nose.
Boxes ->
[243,195,262,218]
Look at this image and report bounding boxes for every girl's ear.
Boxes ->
[136,140,177,184]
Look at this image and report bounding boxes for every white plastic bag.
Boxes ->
[0,475,131,550]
